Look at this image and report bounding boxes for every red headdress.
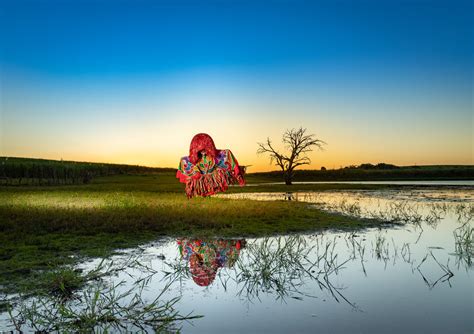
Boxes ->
[177,133,246,197]
[189,253,218,287]
[189,133,219,165]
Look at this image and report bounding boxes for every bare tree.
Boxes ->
[257,127,326,185]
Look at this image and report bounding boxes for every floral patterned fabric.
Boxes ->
[177,239,245,287]
[177,148,245,198]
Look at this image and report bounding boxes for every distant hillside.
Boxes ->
[0,157,174,185]
[247,164,474,182]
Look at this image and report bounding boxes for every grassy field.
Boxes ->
[0,171,455,297]
[0,156,173,186]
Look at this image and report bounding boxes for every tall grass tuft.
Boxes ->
[6,256,202,332]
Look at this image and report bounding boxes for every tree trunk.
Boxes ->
[284,171,293,185]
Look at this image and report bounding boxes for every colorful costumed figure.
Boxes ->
[177,239,245,287]
[176,133,246,198]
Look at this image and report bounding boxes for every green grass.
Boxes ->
[0,173,399,295]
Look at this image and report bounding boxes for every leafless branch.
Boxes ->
[257,127,326,184]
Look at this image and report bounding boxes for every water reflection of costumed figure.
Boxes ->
[176,133,246,198]
[177,239,246,287]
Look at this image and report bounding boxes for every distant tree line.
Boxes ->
[343,163,400,170]
[253,164,474,182]
[0,157,173,186]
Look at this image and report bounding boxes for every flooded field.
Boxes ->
[246,180,474,186]
[3,187,473,333]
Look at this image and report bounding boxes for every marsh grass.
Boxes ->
[324,199,449,228]
[0,187,377,296]
[343,229,459,290]
[453,222,473,268]
[233,236,314,302]
[6,255,202,332]
[222,191,473,230]
[416,251,454,289]
[163,259,192,287]
[1,174,471,301]
[454,203,474,224]
[373,233,389,263]
[38,267,85,300]
[162,231,462,310]
[161,235,358,307]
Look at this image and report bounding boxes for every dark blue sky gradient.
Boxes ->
[1,0,472,77]
[1,1,472,167]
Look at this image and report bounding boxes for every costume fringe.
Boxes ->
[185,168,241,198]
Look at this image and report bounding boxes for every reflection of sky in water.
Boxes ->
[97,189,473,333]
[3,189,473,332]
[245,181,474,186]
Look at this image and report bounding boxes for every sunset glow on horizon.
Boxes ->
[1,0,472,172]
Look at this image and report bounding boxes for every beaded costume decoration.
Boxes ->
[176,133,245,198]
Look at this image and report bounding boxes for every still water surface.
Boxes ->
[246,180,474,186]
[3,187,473,333]
[106,188,473,333]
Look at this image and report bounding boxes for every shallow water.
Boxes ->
[246,180,474,186]
[2,188,473,333]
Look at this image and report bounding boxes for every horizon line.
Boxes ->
[2,155,473,171]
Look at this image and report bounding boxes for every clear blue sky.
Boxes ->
[1,0,472,169]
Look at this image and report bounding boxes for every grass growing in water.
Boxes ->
[232,235,355,306]
[453,222,474,268]
[6,256,202,332]
[0,175,384,296]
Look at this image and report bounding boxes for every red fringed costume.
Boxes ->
[176,133,246,198]
[177,239,245,287]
